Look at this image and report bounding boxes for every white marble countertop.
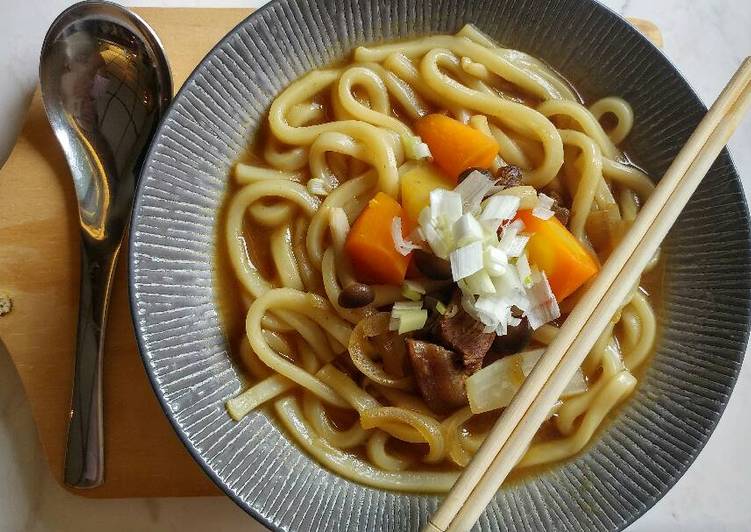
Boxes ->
[1,0,750,530]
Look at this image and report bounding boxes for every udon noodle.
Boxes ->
[219,25,658,493]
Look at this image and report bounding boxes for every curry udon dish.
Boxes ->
[219,25,659,493]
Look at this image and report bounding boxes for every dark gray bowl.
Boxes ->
[128,0,751,530]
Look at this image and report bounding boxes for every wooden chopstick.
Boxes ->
[425,57,751,532]
[446,66,751,532]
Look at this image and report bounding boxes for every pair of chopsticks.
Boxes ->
[426,57,751,532]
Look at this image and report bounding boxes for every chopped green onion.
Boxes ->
[532,193,555,220]
[474,295,511,333]
[484,245,508,276]
[402,287,423,301]
[449,241,484,280]
[464,270,496,295]
[429,189,463,226]
[523,271,560,330]
[307,178,329,196]
[414,171,560,336]
[516,253,533,289]
[454,170,496,213]
[401,280,426,301]
[403,280,426,294]
[396,309,428,334]
[480,195,520,229]
[492,268,523,295]
[499,220,529,257]
[420,221,450,259]
[390,299,427,334]
[392,301,424,313]
[402,134,432,160]
[452,213,485,247]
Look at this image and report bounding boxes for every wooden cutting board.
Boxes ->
[0,8,661,498]
[0,7,254,499]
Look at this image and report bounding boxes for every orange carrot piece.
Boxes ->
[516,210,599,301]
[345,192,412,285]
[414,114,500,181]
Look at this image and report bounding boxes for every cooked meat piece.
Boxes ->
[495,165,523,188]
[434,291,495,374]
[491,316,532,357]
[406,339,468,414]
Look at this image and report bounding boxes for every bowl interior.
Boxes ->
[129,0,751,530]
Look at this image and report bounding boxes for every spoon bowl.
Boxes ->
[39,0,172,488]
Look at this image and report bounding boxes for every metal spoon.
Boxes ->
[39,1,172,489]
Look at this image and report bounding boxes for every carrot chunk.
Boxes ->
[345,192,412,285]
[414,114,500,181]
[516,210,599,301]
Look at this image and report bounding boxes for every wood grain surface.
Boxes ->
[0,8,660,498]
[0,7,255,499]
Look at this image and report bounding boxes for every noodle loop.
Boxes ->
[220,24,659,493]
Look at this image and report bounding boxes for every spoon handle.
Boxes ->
[64,241,120,488]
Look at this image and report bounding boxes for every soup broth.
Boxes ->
[214,25,661,493]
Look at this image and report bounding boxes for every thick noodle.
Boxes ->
[221,24,659,492]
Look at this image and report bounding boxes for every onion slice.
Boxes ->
[391,217,420,256]
[466,349,587,414]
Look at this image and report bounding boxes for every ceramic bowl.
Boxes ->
[129,0,751,529]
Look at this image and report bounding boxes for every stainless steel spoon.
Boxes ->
[39,1,172,489]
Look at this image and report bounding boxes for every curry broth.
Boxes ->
[212,53,663,487]
[214,182,663,484]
